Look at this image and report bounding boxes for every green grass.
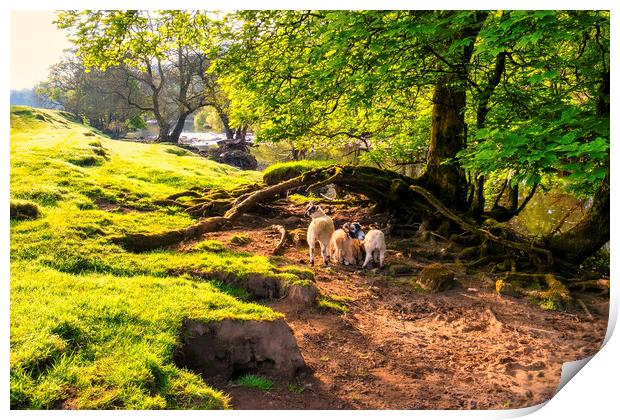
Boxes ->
[262,160,334,185]
[316,294,353,313]
[9,107,310,409]
[229,233,252,245]
[234,374,273,391]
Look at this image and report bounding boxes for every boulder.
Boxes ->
[416,264,455,292]
[285,283,318,306]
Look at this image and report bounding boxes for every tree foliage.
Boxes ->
[56,11,228,142]
[35,51,145,138]
[215,10,609,197]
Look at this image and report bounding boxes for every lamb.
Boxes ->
[329,222,365,265]
[362,229,386,268]
[304,203,335,266]
[351,238,365,266]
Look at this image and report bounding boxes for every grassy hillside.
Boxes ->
[9,107,303,409]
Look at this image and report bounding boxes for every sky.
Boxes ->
[10,11,72,90]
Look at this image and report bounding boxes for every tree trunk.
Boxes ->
[169,111,191,144]
[418,12,488,212]
[546,69,609,264]
[546,174,609,264]
[156,121,172,142]
[420,77,469,211]
[217,109,235,140]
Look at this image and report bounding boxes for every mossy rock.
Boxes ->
[262,160,333,185]
[10,200,40,220]
[416,264,455,292]
[495,279,520,297]
[229,234,252,245]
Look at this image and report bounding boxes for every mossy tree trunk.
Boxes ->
[419,12,488,213]
[546,174,609,264]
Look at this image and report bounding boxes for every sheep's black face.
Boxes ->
[346,222,365,240]
[304,204,317,218]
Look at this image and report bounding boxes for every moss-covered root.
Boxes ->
[112,217,231,252]
[495,272,573,310]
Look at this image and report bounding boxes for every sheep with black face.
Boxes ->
[304,203,335,266]
[329,222,365,266]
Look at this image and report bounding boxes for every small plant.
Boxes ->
[230,233,252,245]
[235,374,273,391]
[316,295,352,313]
[193,239,227,253]
[165,147,190,156]
[288,384,305,394]
[538,298,558,311]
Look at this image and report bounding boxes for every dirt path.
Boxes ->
[189,203,608,410]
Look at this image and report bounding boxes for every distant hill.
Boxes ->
[10,88,59,109]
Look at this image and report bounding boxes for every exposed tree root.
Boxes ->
[111,216,231,252]
[119,164,602,290]
[410,185,553,269]
[271,225,288,255]
[575,298,594,320]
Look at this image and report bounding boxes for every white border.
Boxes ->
[3,1,617,419]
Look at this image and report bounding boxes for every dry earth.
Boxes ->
[179,202,608,410]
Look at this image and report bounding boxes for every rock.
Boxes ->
[216,149,258,170]
[174,318,306,380]
[246,274,286,299]
[416,264,455,292]
[495,279,520,297]
[476,272,497,290]
[285,284,318,306]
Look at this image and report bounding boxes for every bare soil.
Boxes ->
[182,202,609,410]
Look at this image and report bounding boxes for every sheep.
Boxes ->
[329,222,365,266]
[351,238,365,266]
[362,229,386,268]
[304,203,335,266]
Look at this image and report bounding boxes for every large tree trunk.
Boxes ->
[217,109,235,140]
[169,111,191,143]
[420,77,469,211]
[546,174,609,264]
[418,12,488,212]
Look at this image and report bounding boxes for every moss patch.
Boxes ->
[262,160,334,185]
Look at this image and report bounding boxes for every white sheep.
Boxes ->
[304,203,335,266]
[362,229,386,268]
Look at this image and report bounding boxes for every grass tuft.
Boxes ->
[229,233,252,245]
[234,374,273,391]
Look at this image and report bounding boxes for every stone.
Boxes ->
[285,284,318,306]
[495,279,520,297]
[416,264,455,292]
